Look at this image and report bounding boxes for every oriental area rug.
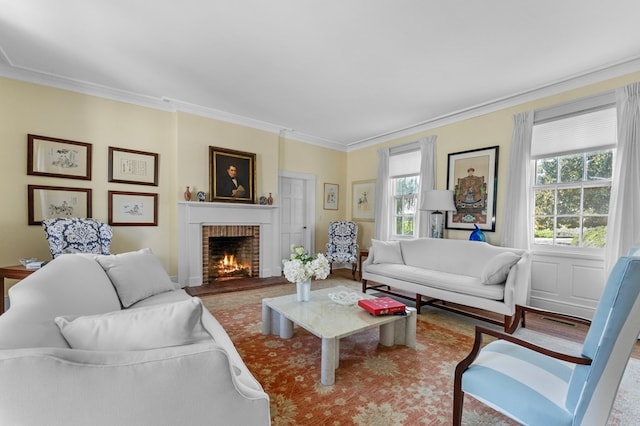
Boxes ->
[200,278,640,426]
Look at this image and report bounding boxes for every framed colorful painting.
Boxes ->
[446,146,499,231]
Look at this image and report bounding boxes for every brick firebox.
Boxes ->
[201,225,260,284]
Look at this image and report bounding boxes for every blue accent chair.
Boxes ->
[42,217,113,259]
[325,221,359,280]
[453,255,640,425]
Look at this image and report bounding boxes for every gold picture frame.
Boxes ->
[324,183,339,210]
[209,146,256,204]
[352,179,375,221]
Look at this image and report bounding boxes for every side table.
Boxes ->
[0,265,36,313]
[358,249,369,281]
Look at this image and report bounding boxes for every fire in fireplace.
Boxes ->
[202,225,260,284]
[206,231,259,281]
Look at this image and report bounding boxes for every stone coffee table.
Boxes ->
[261,285,417,385]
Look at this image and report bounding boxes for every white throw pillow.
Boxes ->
[55,298,210,351]
[481,252,521,285]
[371,239,404,264]
[96,248,177,307]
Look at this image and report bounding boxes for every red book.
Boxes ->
[358,297,406,316]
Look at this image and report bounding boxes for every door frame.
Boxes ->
[278,170,316,254]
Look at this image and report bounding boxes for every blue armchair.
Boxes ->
[325,221,359,280]
[453,255,640,425]
[42,217,113,258]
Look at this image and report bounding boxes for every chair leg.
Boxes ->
[351,262,357,280]
[453,370,465,425]
[452,386,464,425]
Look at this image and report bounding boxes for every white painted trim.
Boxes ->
[2,55,640,152]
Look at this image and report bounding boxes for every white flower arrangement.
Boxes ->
[282,245,330,283]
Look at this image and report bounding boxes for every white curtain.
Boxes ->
[417,136,437,237]
[374,147,391,240]
[501,111,533,249]
[605,82,640,274]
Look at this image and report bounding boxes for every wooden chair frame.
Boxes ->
[452,304,593,425]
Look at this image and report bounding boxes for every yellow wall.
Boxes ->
[347,71,640,249]
[3,70,640,295]
[279,138,347,250]
[0,78,176,274]
[0,77,346,295]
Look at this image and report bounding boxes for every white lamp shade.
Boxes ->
[421,190,456,212]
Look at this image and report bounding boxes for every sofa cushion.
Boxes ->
[365,263,505,300]
[481,252,522,285]
[96,248,178,308]
[55,298,211,351]
[371,239,404,264]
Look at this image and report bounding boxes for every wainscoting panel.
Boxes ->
[530,250,605,319]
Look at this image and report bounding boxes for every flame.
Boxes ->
[216,254,249,275]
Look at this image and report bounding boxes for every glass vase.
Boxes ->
[296,278,311,302]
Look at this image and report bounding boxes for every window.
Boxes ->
[532,100,616,249]
[389,147,421,238]
[392,175,419,237]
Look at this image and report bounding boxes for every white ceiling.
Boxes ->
[2,0,640,151]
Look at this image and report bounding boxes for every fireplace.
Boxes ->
[202,225,260,283]
[177,202,280,287]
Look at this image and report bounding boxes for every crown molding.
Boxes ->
[162,98,348,152]
[0,63,175,112]
[346,55,640,152]
[2,54,639,154]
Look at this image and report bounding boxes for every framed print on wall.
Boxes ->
[446,145,499,231]
[108,191,158,226]
[108,147,159,186]
[324,183,338,210]
[352,179,375,222]
[209,146,256,204]
[27,134,92,180]
[28,184,92,225]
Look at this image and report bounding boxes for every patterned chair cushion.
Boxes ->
[42,217,113,258]
[325,221,358,264]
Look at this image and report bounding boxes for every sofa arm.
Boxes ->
[503,251,532,313]
[0,343,270,426]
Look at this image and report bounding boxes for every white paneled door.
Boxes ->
[279,172,315,263]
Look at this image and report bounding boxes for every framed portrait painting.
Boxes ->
[352,179,375,221]
[209,146,256,204]
[324,183,338,210]
[108,147,159,186]
[446,146,499,231]
[27,134,92,180]
[108,191,158,226]
[28,185,92,225]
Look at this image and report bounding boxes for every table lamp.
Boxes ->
[421,190,456,238]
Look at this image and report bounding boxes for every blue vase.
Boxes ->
[469,224,486,242]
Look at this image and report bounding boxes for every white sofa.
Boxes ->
[0,250,270,426]
[361,238,531,331]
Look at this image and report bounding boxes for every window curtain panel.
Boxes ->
[501,111,533,249]
[605,82,640,274]
[417,136,437,237]
[374,147,391,240]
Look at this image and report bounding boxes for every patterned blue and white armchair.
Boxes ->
[42,217,113,259]
[325,221,358,280]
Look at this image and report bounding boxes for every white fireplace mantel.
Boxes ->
[177,202,280,286]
